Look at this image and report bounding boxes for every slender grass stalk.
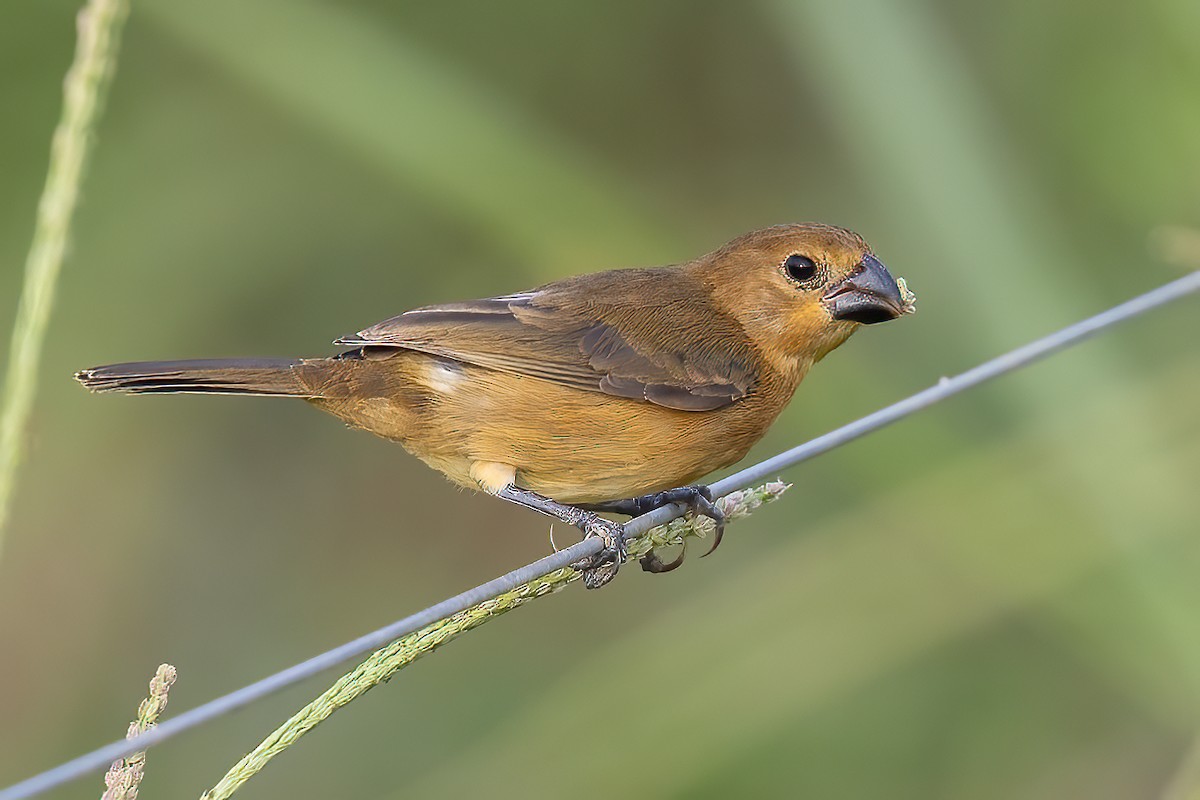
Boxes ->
[101,664,177,800]
[199,483,788,800]
[0,0,130,557]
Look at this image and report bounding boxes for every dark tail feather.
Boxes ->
[75,358,317,397]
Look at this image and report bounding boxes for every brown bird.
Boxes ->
[76,223,913,587]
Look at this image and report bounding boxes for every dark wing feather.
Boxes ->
[336,269,759,411]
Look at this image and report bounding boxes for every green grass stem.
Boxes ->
[200,483,788,800]
[0,0,130,557]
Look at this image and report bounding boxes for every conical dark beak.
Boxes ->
[823,254,907,324]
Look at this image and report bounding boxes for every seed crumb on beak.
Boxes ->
[896,277,917,314]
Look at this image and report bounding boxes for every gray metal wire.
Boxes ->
[2,269,1198,800]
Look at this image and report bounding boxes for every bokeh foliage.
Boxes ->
[1,1,1197,798]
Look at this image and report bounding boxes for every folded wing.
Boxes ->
[336,269,759,412]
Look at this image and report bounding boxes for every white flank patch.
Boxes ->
[427,360,463,394]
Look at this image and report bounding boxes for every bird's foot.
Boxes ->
[589,485,725,574]
[569,515,628,589]
[649,485,725,571]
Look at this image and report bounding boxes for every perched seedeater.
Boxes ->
[77,223,914,587]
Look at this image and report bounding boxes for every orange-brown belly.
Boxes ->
[312,353,789,503]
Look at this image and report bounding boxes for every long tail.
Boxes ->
[75,357,321,397]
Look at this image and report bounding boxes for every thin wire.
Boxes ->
[2,269,1198,800]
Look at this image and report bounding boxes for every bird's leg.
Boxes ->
[495,484,627,589]
[581,485,725,574]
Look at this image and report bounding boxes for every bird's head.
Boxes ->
[695,223,915,367]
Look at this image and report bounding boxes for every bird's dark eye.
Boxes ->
[782,254,819,284]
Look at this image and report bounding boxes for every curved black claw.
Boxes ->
[681,485,726,558]
[640,541,686,574]
[569,515,627,589]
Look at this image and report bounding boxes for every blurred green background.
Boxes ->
[2,1,1199,798]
